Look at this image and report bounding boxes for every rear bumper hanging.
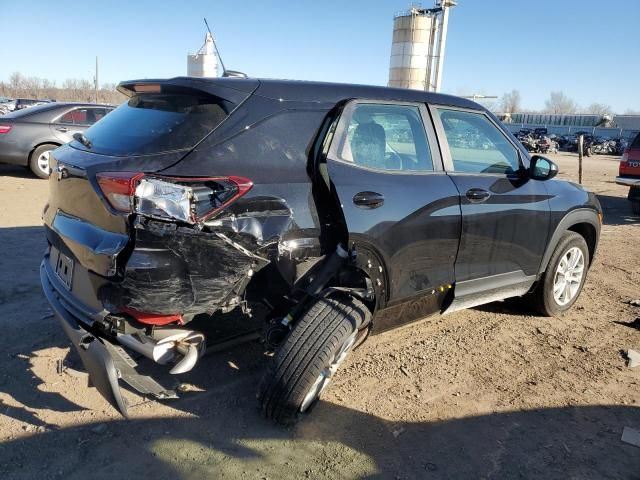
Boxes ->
[40,259,177,418]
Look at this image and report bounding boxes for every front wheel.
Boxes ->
[258,294,369,424]
[528,231,590,316]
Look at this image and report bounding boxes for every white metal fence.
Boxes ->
[503,123,639,141]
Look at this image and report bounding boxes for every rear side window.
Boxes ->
[436,108,520,175]
[58,108,88,125]
[336,103,433,172]
[75,94,232,156]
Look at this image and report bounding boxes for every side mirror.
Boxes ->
[529,155,558,181]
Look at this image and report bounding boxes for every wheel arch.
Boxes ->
[29,141,61,163]
[539,208,600,275]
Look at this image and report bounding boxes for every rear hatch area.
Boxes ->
[41,77,261,416]
[43,77,258,316]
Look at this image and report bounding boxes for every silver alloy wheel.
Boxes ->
[299,330,357,412]
[37,150,51,176]
[553,246,585,306]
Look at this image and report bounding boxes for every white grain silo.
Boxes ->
[388,9,435,91]
[389,1,457,92]
[187,32,219,78]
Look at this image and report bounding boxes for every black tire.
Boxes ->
[528,231,589,316]
[29,144,56,179]
[631,199,640,216]
[258,294,369,424]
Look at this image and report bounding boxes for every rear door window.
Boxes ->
[74,93,233,156]
[57,108,86,125]
[335,103,434,172]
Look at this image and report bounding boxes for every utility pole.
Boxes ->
[94,56,99,103]
[433,0,456,92]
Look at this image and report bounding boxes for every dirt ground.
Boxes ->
[0,152,638,479]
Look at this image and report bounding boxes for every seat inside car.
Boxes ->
[351,121,390,170]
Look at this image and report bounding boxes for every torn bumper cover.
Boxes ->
[40,258,177,418]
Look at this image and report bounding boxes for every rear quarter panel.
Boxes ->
[0,120,58,165]
[160,95,335,247]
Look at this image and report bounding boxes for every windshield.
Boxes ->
[73,93,233,156]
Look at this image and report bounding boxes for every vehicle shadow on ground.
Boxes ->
[0,373,638,480]
[597,194,639,226]
[1,226,638,478]
[0,165,37,179]
[0,226,87,428]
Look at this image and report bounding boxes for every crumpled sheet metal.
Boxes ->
[100,220,269,315]
[98,193,319,316]
[207,196,294,245]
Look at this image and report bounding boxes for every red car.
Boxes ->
[617,133,640,214]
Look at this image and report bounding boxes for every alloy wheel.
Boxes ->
[299,330,357,412]
[553,247,585,306]
[37,150,51,176]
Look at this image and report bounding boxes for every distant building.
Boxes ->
[496,112,640,130]
[613,115,640,130]
[187,32,219,78]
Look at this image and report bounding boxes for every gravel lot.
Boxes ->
[0,152,638,479]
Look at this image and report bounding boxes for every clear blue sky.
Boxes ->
[1,0,638,112]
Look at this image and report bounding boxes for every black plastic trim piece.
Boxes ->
[538,208,600,275]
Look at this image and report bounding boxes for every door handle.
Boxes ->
[56,127,68,132]
[465,188,491,203]
[353,191,384,209]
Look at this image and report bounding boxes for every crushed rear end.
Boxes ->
[40,77,330,416]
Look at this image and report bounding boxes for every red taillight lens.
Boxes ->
[0,125,12,134]
[195,175,253,221]
[96,172,144,212]
[95,172,253,222]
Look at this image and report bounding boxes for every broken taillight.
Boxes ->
[96,172,145,212]
[95,172,253,223]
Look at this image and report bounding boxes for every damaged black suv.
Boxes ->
[41,77,601,422]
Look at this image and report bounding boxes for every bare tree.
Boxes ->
[23,77,43,98]
[501,89,521,114]
[8,72,23,97]
[79,79,93,102]
[584,103,612,117]
[0,73,126,104]
[544,91,578,114]
[42,79,56,100]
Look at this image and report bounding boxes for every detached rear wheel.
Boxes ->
[29,144,55,179]
[530,231,589,316]
[259,294,369,424]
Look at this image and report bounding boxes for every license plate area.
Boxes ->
[55,252,74,290]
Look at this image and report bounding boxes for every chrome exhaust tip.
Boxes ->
[117,328,206,374]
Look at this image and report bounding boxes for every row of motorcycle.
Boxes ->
[515,128,628,156]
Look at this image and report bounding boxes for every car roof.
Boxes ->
[118,76,483,110]
[2,102,114,120]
